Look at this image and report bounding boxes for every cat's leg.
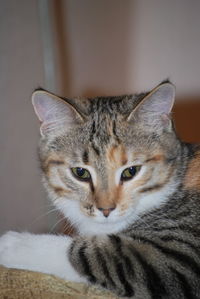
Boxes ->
[0,231,86,283]
[68,234,200,298]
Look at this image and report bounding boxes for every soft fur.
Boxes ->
[0,82,200,298]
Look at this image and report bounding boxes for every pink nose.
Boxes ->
[97,207,115,217]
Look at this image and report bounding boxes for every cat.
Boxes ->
[0,81,200,298]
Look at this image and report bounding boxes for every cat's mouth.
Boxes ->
[90,208,133,224]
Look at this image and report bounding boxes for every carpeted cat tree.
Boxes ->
[0,265,117,299]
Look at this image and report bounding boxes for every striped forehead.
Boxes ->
[88,98,121,139]
[106,143,128,167]
[97,144,128,189]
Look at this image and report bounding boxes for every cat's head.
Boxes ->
[32,82,181,235]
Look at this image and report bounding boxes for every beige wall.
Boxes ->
[0,0,47,234]
[54,0,200,98]
[1,0,200,234]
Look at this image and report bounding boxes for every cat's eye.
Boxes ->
[71,167,91,181]
[121,166,141,181]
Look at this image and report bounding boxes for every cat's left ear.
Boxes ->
[127,82,175,130]
[32,90,84,136]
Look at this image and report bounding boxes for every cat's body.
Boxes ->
[0,82,200,298]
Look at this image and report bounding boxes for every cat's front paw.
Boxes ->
[0,231,25,268]
[0,231,86,283]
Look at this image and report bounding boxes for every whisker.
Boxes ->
[49,215,67,233]
[28,206,60,229]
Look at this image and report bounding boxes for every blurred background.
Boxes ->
[1,0,200,234]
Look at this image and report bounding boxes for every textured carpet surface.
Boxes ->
[0,266,117,299]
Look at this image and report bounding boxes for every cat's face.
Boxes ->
[32,83,180,235]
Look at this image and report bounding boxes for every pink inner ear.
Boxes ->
[32,91,84,136]
[33,95,61,123]
[139,83,175,115]
[127,83,175,124]
[32,93,48,122]
[32,92,68,124]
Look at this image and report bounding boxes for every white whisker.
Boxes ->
[49,215,66,233]
[28,206,60,229]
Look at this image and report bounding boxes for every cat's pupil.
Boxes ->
[71,167,91,181]
[121,166,141,181]
[129,167,136,176]
[77,168,85,176]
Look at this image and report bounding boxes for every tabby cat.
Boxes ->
[0,82,200,298]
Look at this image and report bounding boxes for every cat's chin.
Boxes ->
[76,217,132,236]
[55,199,134,235]
[91,215,124,225]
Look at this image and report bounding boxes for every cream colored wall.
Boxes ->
[130,0,200,97]
[0,0,47,234]
[1,0,200,234]
[56,0,200,98]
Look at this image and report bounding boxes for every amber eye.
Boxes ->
[121,166,141,181]
[71,167,91,181]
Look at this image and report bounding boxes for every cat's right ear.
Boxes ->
[32,90,84,136]
[127,82,175,131]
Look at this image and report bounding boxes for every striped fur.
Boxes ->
[69,187,200,298]
[34,82,200,298]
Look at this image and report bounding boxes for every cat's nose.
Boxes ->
[97,207,116,217]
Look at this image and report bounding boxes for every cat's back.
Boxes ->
[184,143,200,191]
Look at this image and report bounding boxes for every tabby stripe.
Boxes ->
[139,184,165,193]
[101,281,107,288]
[54,187,68,194]
[78,245,96,283]
[186,143,197,157]
[114,257,135,297]
[91,143,100,156]
[169,209,191,220]
[177,225,200,238]
[82,150,89,163]
[150,226,181,232]
[69,241,75,257]
[160,235,200,256]
[47,160,65,166]
[112,120,121,143]
[156,244,200,277]
[150,225,200,237]
[109,235,135,277]
[123,256,135,278]
[171,268,198,299]
[130,235,200,277]
[109,235,122,250]
[89,180,95,193]
[112,120,117,137]
[42,159,65,173]
[131,248,167,299]
[90,121,96,142]
[95,247,116,287]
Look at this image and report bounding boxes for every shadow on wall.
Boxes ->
[173,97,200,143]
[52,0,72,96]
[52,0,134,97]
[51,1,200,144]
